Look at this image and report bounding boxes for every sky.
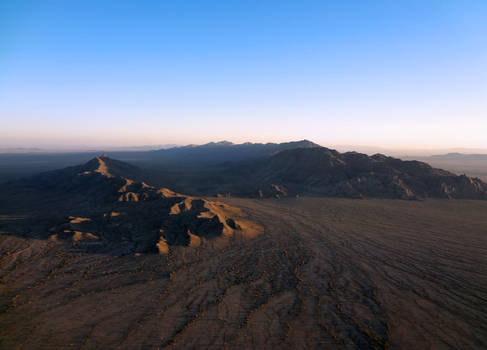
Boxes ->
[1,0,486,151]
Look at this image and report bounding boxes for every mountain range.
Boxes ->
[124,143,487,200]
[4,143,487,201]
[138,139,321,165]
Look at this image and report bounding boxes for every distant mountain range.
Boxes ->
[0,144,178,154]
[142,139,321,165]
[4,140,487,184]
[102,142,486,200]
[5,144,487,201]
[431,153,487,159]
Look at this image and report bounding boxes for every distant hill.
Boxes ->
[431,153,487,160]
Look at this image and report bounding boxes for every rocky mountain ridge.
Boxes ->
[0,155,260,254]
[250,147,487,199]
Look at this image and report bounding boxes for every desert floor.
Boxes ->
[1,198,487,349]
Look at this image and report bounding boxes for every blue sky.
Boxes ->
[1,0,486,150]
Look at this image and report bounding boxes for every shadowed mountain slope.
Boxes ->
[249,147,487,199]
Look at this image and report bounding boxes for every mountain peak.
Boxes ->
[79,155,115,178]
[77,155,143,181]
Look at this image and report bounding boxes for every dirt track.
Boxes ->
[1,198,487,349]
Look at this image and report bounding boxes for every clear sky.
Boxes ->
[1,0,486,150]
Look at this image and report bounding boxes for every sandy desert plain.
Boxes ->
[1,197,486,349]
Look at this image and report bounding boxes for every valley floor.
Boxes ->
[1,198,487,349]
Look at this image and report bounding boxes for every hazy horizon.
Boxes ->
[2,139,487,157]
[1,1,486,150]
